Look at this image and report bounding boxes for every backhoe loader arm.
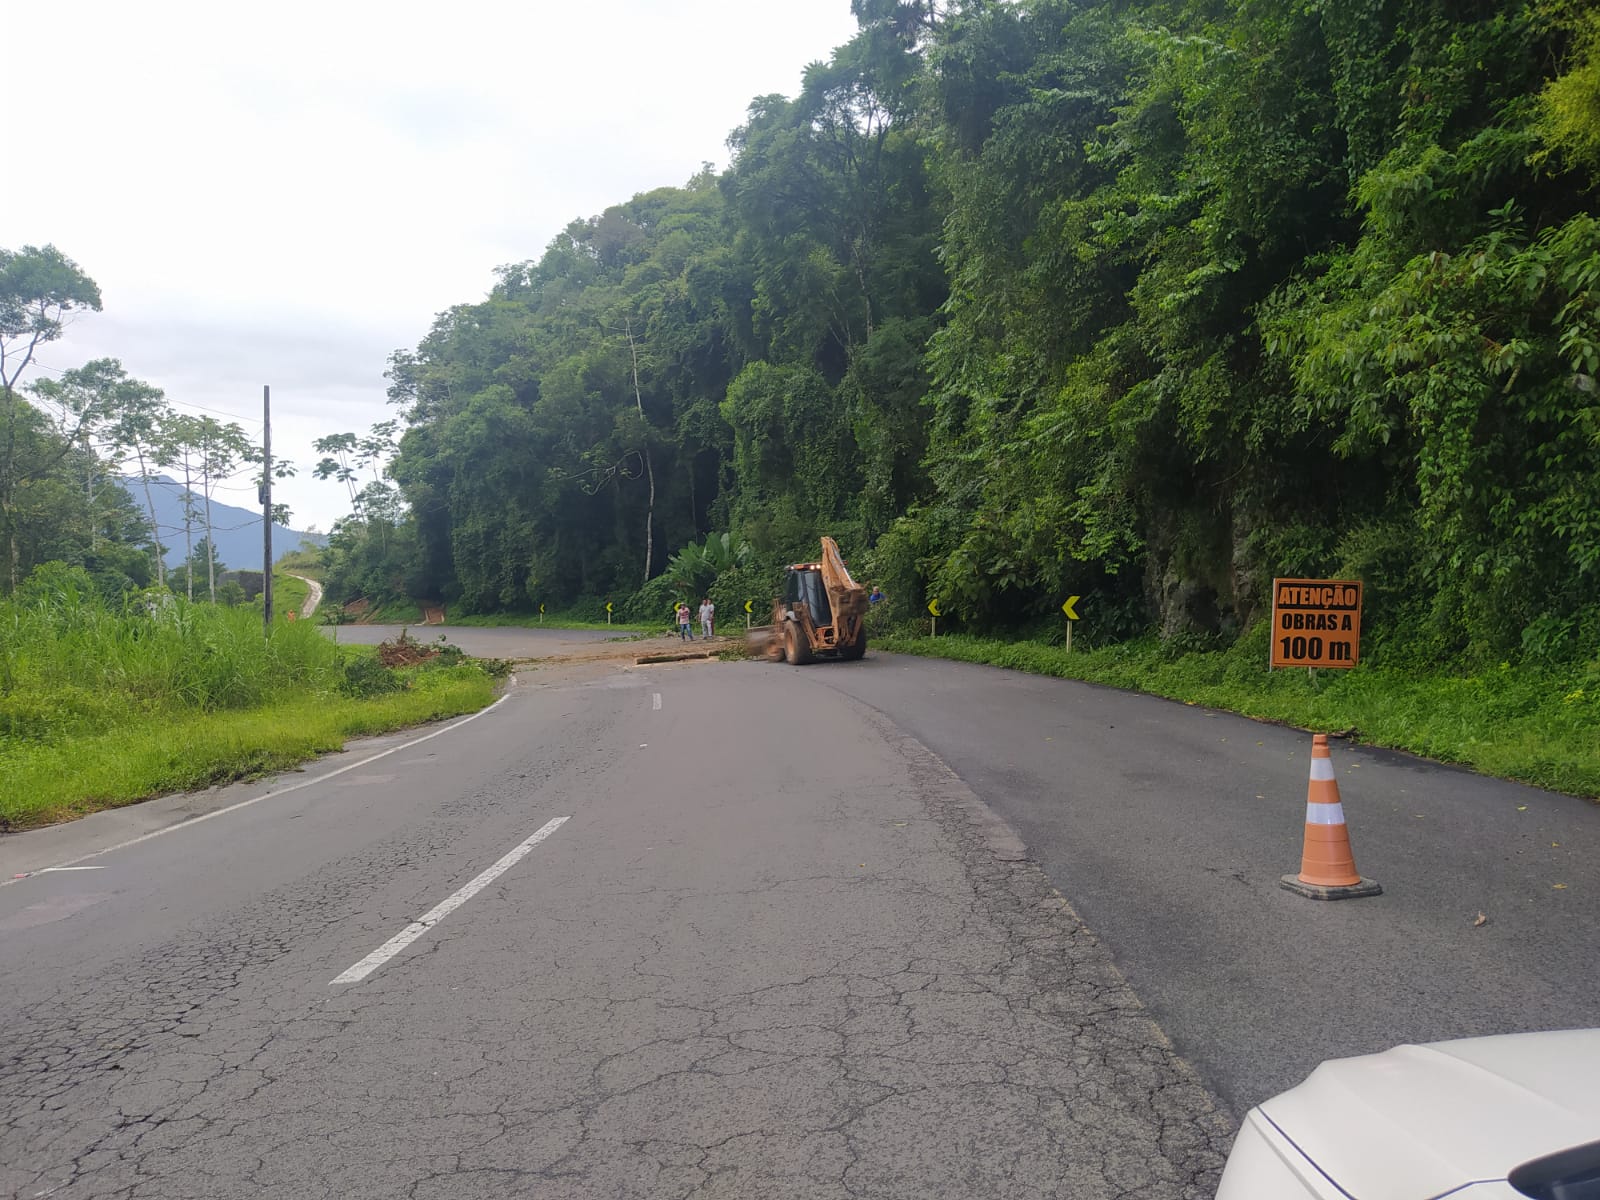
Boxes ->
[819,536,867,626]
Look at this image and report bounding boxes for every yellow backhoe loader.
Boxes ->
[764,537,869,664]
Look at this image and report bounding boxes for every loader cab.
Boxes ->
[781,564,832,626]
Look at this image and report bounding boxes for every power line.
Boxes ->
[24,358,267,428]
[165,397,266,428]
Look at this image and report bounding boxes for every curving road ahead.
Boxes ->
[289,574,324,620]
[1,636,1595,1198]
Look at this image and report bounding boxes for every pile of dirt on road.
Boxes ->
[377,630,439,668]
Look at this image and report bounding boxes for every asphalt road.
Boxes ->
[811,652,1600,1116]
[322,624,630,656]
[0,648,1233,1199]
[4,636,1595,1196]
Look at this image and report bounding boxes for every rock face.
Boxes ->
[1143,507,1269,641]
[1160,573,1223,640]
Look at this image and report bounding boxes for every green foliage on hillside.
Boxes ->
[312,1,1596,672]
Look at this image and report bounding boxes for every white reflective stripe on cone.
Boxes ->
[1305,801,1346,825]
[1309,758,1336,781]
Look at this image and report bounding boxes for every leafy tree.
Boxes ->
[188,416,254,601]
[178,536,225,597]
[27,363,128,556]
[664,531,751,596]
[93,363,175,587]
[312,421,398,513]
[0,246,103,590]
[16,358,170,597]
[1536,3,1600,172]
[157,416,254,603]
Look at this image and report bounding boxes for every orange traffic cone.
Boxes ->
[1280,734,1382,900]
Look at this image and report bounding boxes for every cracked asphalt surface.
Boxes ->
[0,653,1232,1198]
[814,653,1600,1116]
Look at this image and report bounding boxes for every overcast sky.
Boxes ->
[9,0,861,535]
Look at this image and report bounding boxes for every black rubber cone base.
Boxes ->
[1280,874,1383,901]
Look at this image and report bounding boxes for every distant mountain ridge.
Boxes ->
[120,476,329,569]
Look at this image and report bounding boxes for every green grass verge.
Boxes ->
[272,572,310,618]
[877,628,1600,800]
[0,666,498,831]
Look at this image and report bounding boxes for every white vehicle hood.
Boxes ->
[1258,1029,1600,1199]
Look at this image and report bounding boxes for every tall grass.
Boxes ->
[1,578,340,744]
[0,573,500,828]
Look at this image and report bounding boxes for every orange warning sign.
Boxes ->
[1269,578,1362,669]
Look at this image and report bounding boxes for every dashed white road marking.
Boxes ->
[330,815,569,984]
[652,692,662,710]
[2,691,515,888]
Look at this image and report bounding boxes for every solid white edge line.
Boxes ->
[330,815,569,985]
[2,689,517,888]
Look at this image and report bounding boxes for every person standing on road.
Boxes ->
[676,602,692,641]
[699,597,715,639]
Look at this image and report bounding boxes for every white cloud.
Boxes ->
[11,0,859,532]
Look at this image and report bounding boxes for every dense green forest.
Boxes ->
[9,0,1600,671]
[315,0,1599,665]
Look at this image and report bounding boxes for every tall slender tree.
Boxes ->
[97,367,174,586]
[192,416,252,601]
[0,245,102,590]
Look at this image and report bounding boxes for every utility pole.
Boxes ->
[261,385,273,633]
